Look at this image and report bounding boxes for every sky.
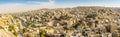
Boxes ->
[0,0,120,13]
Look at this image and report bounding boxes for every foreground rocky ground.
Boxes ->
[0,7,120,37]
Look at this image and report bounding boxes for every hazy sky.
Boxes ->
[0,0,120,13]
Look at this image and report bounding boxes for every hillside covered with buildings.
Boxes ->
[0,7,120,37]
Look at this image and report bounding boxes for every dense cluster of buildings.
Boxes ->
[0,7,120,37]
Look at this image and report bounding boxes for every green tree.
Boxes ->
[8,25,18,36]
[8,25,15,31]
[0,26,3,29]
[60,34,65,37]
[39,30,45,37]
[86,13,97,18]
[25,21,36,28]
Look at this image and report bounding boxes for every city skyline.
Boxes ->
[0,0,120,13]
